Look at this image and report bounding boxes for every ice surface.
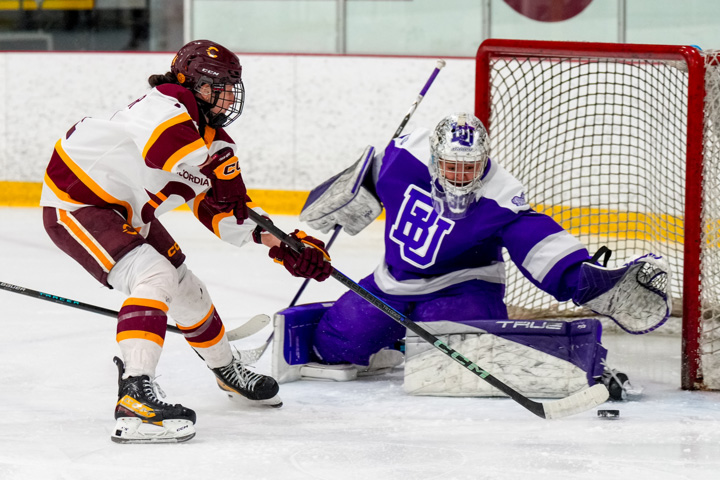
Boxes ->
[1,208,718,480]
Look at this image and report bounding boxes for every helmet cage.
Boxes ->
[429,113,489,219]
[171,40,245,128]
[194,76,245,128]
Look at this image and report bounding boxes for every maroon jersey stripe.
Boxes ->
[144,120,205,170]
[45,148,130,219]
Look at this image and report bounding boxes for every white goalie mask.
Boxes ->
[429,113,490,219]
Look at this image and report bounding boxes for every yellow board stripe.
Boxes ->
[2,181,315,214]
[0,1,94,9]
[534,204,685,243]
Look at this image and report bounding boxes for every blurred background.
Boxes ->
[1,0,718,204]
[1,0,718,55]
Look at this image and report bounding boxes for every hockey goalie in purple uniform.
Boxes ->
[279,112,671,401]
[39,40,332,444]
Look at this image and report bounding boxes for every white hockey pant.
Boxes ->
[108,244,232,377]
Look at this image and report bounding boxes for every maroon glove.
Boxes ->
[269,229,332,281]
[199,147,249,224]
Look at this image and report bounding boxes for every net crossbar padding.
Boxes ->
[475,39,719,390]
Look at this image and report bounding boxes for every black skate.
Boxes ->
[598,366,642,401]
[211,356,282,408]
[111,356,196,444]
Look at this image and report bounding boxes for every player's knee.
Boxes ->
[108,244,179,304]
[168,265,214,326]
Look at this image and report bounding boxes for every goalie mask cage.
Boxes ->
[475,39,720,391]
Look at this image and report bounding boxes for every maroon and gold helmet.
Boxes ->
[171,40,245,128]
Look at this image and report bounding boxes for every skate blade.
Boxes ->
[217,380,283,408]
[111,417,196,444]
[221,388,283,408]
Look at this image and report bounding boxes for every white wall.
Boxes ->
[0,52,475,190]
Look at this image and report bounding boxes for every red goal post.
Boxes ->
[475,39,718,390]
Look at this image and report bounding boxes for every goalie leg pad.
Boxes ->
[404,318,606,398]
[271,302,331,383]
[299,146,382,236]
[271,298,405,383]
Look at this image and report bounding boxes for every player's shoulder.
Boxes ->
[386,127,431,165]
[149,84,201,123]
[479,159,530,213]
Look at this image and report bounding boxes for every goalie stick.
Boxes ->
[240,60,448,365]
[248,209,610,419]
[0,280,268,342]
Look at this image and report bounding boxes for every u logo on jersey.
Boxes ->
[390,185,454,269]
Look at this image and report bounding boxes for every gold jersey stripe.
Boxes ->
[142,112,193,159]
[177,305,215,331]
[54,140,136,225]
[185,326,226,349]
[116,330,165,347]
[57,209,115,272]
[211,211,235,237]
[122,297,170,312]
[162,137,207,172]
[43,173,84,205]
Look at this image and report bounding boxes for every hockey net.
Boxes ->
[476,40,720,390]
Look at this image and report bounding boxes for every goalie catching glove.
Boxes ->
[200,147,249,224]
[572,250,672,334]
[269,229,332,281]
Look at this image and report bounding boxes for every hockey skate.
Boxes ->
[598,364,643,401]
[111,357,196,444]
[211,355,283,408]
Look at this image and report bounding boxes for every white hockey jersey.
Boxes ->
[40,83,264,247]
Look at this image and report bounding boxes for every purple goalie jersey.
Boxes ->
[371,128,591,302]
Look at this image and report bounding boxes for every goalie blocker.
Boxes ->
[299,146,382,236]
[271,302,608,399]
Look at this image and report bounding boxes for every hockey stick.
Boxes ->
[0,280,269,342]
[239,60,448,365]
[248,209,609,419]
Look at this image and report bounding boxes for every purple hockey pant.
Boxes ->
[313,275,508,365]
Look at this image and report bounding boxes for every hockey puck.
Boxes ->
[597,409,620,419]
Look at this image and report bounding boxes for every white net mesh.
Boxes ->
[481,46,720,389]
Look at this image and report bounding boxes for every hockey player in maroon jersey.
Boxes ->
[40,40,332,443]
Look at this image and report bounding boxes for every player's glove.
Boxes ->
[269,229,332,281]
[199,147,249,224]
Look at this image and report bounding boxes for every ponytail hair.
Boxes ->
[148,71,180,88]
